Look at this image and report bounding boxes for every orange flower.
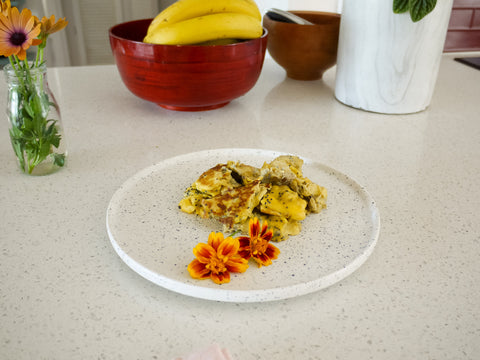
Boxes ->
[188,232,249,284]
[0,0,11,16]
[238,218,280,267]
[39,14,67,36]
[0,6,41,60]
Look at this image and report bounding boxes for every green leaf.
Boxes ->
[9,127,26,171]
[44,120,56,137]
[41,92,50,106]
[31,93,45,116]
[409,0,437,22]
[21,117,35,138]
[23,101,35,118]
[45,121,61,148]
[393,0,409,14]
[53,153,65,167]
[34,114,45,136]
[39,141,52,160]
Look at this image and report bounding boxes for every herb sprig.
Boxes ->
[7,61,65,174]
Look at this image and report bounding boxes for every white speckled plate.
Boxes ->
[106,149,380,302]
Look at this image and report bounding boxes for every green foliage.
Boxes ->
[7,63,65,174]
[393,0,410,14]
[393,0,437,22]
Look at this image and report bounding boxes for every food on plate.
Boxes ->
[143,0,262,45]
[179,155,327,241]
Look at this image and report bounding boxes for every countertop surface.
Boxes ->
[1,54,479,359]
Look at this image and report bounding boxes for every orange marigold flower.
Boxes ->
[0,6,41,60]
[188,232,249,284]
[237,218,280,267]
[39,14,67,36]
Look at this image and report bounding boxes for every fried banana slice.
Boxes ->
[260,185,307,221]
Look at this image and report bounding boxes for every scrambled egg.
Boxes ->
[178,155,327,241]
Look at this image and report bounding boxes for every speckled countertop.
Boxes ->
[1,54,479,359]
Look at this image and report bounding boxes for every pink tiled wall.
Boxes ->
[444,0,480,51]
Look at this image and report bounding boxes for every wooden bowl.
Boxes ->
[263,11,340,80]
[109,19,268,111]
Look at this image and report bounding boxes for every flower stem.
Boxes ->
[35,46,40,67]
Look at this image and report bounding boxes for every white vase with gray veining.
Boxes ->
[334,0,453,114]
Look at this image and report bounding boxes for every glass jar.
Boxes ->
[4,62,67,175]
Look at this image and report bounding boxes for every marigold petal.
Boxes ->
[237,236,251,260]
[249,217,260,238]
[187,259,211,279]
[261,220,268,232]
[207,231,224,250]
[265,243,280,260]
[217,236,239,258]
[225,256,249,273]
[211,271,230,284]
[260,224,273,241]
[237,236,249,247]
[237,249,251,260]
[192,242,215,264]
[252,253,273,267]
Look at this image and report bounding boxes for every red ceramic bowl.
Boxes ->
[109,19,268,111]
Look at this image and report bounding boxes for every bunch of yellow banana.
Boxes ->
[143,0,262,45]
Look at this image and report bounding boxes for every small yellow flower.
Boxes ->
[188,232,249,284]
[0,6,41,60]
[38,14,67,36]
[238,218,280,267]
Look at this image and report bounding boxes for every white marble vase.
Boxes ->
[334,0,453,114]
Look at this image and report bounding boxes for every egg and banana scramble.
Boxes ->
[178,155,327,242]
